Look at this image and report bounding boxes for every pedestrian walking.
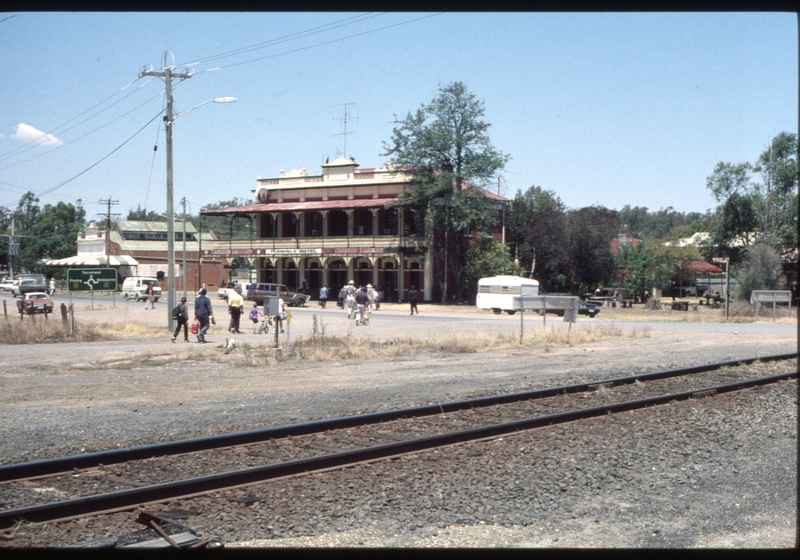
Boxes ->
[227,286,244,334]
[171,297,190,342]
[249,302,261,334]
[194,288,214,343]
[337,286,346,309]
[319,285,328,308]
[144,281,157,310]
[355,286,370,325]
[408,285,419,315]
[345,280,357,318]
[48,278,56,296]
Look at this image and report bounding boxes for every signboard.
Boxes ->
[200,247,389,257]
[750,290,791,304]
[67,268,118,292]
[137,264,180,278]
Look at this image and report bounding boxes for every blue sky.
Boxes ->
[0,12,796,221]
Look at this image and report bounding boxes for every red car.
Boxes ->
[19,292,54,314]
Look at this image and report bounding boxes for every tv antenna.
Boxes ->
[329,103,357,160]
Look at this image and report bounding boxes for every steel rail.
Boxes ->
[0,370,795,530]
[0,352,794,483]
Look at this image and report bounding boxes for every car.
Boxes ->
[0,278,16,292]
[121,277,162,302]
[246,282,310,307]
[12,278,49,297]
[537,293,600,318]
[18,292,54,314]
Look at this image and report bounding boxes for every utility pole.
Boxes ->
[181,197,187,303]
[140,52,192,331]
[97,197,120,268]
[8,217,17,280]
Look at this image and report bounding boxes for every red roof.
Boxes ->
[685,260,724,273]
[610,236,641,256]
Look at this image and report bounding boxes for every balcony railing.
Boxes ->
[203,234,425,255]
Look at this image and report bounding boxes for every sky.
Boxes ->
[0,11,796,222]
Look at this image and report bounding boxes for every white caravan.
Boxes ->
[476,275,540,315]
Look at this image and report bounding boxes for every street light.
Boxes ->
[165,96,236,331]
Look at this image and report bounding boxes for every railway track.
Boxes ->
[0,353,795,532]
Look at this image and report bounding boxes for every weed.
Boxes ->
[0,316,107,344]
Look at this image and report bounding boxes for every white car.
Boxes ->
[0,279,16,292]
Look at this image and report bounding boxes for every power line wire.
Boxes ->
[174,12,387,68]
[0,90,165,172]
[194,13,443,74]
[0,76,151,162]
[0,110,165,209]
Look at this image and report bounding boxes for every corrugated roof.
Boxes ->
[115,220,197,233]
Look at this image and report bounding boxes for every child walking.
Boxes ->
[249,302,261,333]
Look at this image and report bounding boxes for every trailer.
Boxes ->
[476,275,540,315]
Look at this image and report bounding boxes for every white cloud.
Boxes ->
[11,123,63,147]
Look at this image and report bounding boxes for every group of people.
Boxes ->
[171,287,215,343]
[334,280,383,325]
[171,285,287,343]
[169,281,420,343]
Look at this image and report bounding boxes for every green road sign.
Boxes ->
[67,268,118,292]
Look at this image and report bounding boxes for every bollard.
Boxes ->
[60,303,68,324]
[2,299,5,318]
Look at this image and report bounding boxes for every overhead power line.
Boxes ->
[0,109,165,209]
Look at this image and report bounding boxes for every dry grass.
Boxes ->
[0,315,107,344]
[99,321,164,337]
[220,316,653,368]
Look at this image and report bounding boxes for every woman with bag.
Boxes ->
[171,297,190,343]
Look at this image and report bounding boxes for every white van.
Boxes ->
[122,277,162,302]
[476,275,540,315]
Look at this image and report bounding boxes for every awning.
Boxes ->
[685,260,724,273]
[40,255,140,267]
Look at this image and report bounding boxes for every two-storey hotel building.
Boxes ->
[200,157,507,302]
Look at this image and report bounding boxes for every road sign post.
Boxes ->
[67,269,118,292]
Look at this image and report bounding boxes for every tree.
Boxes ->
[646,225,703,295]
[736,243,783,301]
[382,81,510,302]
[200,198,252,240]
[614,240,651,300]
[127,205,165,222]
[705,161,762,267]
[754,132,798,256]
[458,234,512,302]
[564,206,618,294]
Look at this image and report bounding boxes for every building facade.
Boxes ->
[201,157,507,302]
[44,220,223,292]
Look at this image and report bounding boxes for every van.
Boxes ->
[476,275,540,315]
[122,277,162,302]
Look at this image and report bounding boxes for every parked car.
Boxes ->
[0,278,17,292]
[121,277,162,302]
[537,293,600,318]
[246,283,310,307]
[18,292,54,314]
[12,278,49,297]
